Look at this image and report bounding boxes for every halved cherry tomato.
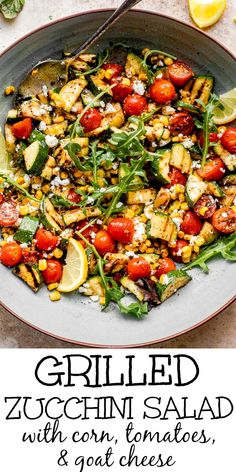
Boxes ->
[166,167,187,188]
[94,230,115,256]
[127,257,151,281]
[35,228,59,252]
[212,207,236,233]
[220,127,236,154]
[193,194,217,219]
[12,118,32,139]
[155,257,176,278]
[67,189,81,209]
[42,259,62,284]
[123,94,148,116]
[80,108,102,132]
[22,248,41,264]
[180,210,202,235]
[168,61,193,87]
[149,79,176,104]
[199,130,218,148]
[169,112,195,136]
[0,194,4,204]
[197,157,226,181]
[102,63,124,81]
[0,201,19,227]
[107,217,134,243]
[110,76,133,102]
[0,241,22,267]
[76,220,99,244]
[169,239,189,263]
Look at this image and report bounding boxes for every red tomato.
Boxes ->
[12,118,32,139]
[110,76,133,102]
[22,248,41,264]
[168,61,193,87]
[0,194,4,204]
[80,109,102,132]
[169,112,195,136]
[94,230,115,256]
[155,257,176,278]
[220,127,236,154]
[149,79,176,104]
[166,167,187,188]
[197,157,226,181]
[0,201,19,227]
[78,222,100,244]
[123,94,148,116]
[0,242,22,267]
[42,259,62,284]
[102,63,124,81]
[67,189,81,209]
[127,257,151,281]
[180,210,202,235]
[107,217,134,243]
[212,207,236,233]
[169,239,189,263]
[35,228,59,252]
[199,130,218,148]
[193,194,217,219]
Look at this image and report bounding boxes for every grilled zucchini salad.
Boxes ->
[0,45,236,318]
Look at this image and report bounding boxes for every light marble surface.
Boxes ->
[0,0,235,348]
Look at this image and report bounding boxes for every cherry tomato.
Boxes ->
[212,207,236,233]
[102,63,124,81]
[180,210,202,235]
[123,94,148,116]
[35,228,59,252]
[22,248,41,264]
[42,259,62,284]
[0,242,22,267]
[94,230,115,256]
[197,157,226,181]
[110,76,133,102]
[76,220,100,244]
[12,118,32,139]
[193,194,217,219]
[80,108,102,133]
[220,127,236,154]
[168,61,193,87]
[0,201,19,227]
[127,257,151,281]
[169,112,195,136]
[199,130,218,148]
[166,167,187,188]
[0,194,4,204]
[67,189,81,209]
[149,79,176,104]
[155,257,176,278]
[107,217,134,243]
[169,239,189,263]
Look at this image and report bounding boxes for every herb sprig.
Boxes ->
[74,49,110,77]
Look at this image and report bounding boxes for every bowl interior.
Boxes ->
[0,10,235,346]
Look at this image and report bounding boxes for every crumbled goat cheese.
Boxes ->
[100,100,106,108]
[45,135,59,148]
[90,232,96,241]
[20,243,29,249]
[157,60,164,67]
[112,163,118,170]
[172,217,182,230]
[71,106,77,113]
[189,235,198,246]
[221,212,228,217]
[182,138,194,149]
[125,251,136,257]
[51,176,70,187]
[162,105,175,115]
[87,196,95,205]
[133,80,145,96]
[33,108,46,116]
[116,202,123,209]
[159,139,168,147]
[162,274,169,284]
[78,286,88,294]
[144,204,154,219]
[191,160,201,169]
[6,236,14,242]
[151,141,157,148]
[24,174,31,184]
[133,219,146,242]
[42,85,48,97]
[38,121,47,131]
[96,219,103,225]
[32,183,41,190]
[105,103,116,113]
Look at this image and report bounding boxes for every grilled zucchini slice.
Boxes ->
[214,143,236,171]
[199,221,218,245]
[89,75,113,100]
[185,174,208,207]
[13,263,43,292]
[156,270,191,302]
[127,188,156,205]
[63,207,102,226]
[58,77,87,112]
[151,149,171,184]
[125,53,148,80]
[14,216,39,244]
[183,75,214,105]
[149,212,177,243]
[170,143,192,174]
[120,276,145,302]
[23,140,48,175]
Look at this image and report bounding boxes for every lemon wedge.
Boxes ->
[0,130,14,174]
[188,0,226,28]
[213,87,236,124]
[58,238,88,293]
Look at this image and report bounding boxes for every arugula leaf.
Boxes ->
[118,300,148,318]
[141,49,177,85]
[196,94,223,167]
[75,49,110,77]
[184,233,236,273]
[0,0,25,19]
[176,101,200,114]
[51,194,81,208]
[64,142,88,171]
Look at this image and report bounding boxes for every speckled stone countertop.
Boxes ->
[0,0,235,348]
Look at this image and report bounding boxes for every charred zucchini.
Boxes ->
[156,270,191,302]
[13,263,43,292]
[183,75,214,105]
[149,212,177,243]
[170,143,192,174]
[127,188,156,205]
[185,174,208,207]
[198,221,218,245]
[151,149,171,184]
[14,216,39,244]
[125,53,148,80]
[214,143,236,171]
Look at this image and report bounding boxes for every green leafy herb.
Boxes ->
[184,233,236,273]
[141,49,177,84]
[0,173,40,202]
[176,101,200,114]
[64,142,88,171]
[51,194,80,208]
[75,49,109,77]
[196,94,223,168]
[0,0,25,19]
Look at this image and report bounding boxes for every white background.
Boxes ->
[0,349,235,471]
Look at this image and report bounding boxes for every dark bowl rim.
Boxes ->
[0,8,235,348]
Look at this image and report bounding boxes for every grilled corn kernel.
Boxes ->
[159,116,169,126]
[172,136,181,142]
[139,72,148,81]
[182,246,192,258]
[146,240,152,247]
[191,134,197,143]
[178,230,185,239]
[194,236,205,247]
[162,129,170,140]
[104,69,114,80]
[169,201,181,212]
[38,259,47,271]
[146,248,155,253]
[111,177,118,185]
[42,184,50,194]
[193,245,200,253]
[122,78,131,86]
[97,169,106,177]
[61,171,68,179]
[159,274,168,284]
[48,283,59,291]
[140,214,148,223]
[31,68,39,77]
[17,177,25,185]
[142,47,150,56]
[199,206,208,216]
[53,115,65,123]
[181,202,189,210]
[5,86,15,95]
[124,209,135,219]
[232,206,236,213]
[164,57,173,65]
[181,90,190,98]
[160,248,168,257]
[217,126,227,134]
[31,201,40,208]
[178,193,185,202]
[19,205,29,216]
[100,296,106,305]
[22,198,30,205]
[47,156,56,167]
[53,248,63,259]
[97,69,105,80]
[184,234,191,241]
[49,291,61,302]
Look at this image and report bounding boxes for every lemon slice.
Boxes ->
[188,0,226,28]
[213,87,236,124]
[58,238,88,293]
[0,130,13,174]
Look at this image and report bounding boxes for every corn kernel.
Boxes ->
[139,72,148,81]
[194,236,205,246]
[0,177,4,184]
[142,48,150,56]
[97,69,105,80]
[199,206,208,216]
[140,214,148,223]
[38,259,47,271]
[146,240,152,247]
[175,184,185,194]
[181,90,190,98]
[17,177,25,185]
[181,202,189,210]
[53,115,65,123]
[159,274,168,284]
[162,129,170,140]
[49,291,61,302]
[191,134,197,143]
[35,190,43,200]
[178,193,185,202]
[231,206,236,213]
[164,57,173,65]
[146,248,155,253]
[169,201,181,212]
[178,230,185,239]
[184,234,191,241]
[104,69,114,80]
[53,248,63,259]
[19,205,29,216]
[42,184,50,194]
[159,116,169,126]
[122,78,131,86]
[48,283,59,291]
[193,245,200,253]
[182,256,191,263]
[161,248,168,257]
[5,86,15,96]
[182,246,192,258]
[217,126,227,134]
[111,177,118,185]
[100,296,106,305]
[31,69,39,77]
[60,171,68,179]
[48,156,56,168]
[124,209,135,219]
[172,136,181,142]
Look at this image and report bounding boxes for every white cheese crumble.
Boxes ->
[87,196,94,205]
[125,251,136,257]
[182,138,194,149]
[51,176,70,187]
[20,243,29,249]
[144,203,154,219]
[133,80,145,96]
[116,202,123,209]
[45,135,59,148]
[105,103,116,113]
[162,105,175,115]
[24,174,31,184]
[38,121,47,131]
[42,85,48,97]
[172,217,182,231]
[161,274,169,285]
[31,183,41,190]
[191,160,201,169]
[133,218,146,242]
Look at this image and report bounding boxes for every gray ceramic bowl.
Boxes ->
[0,10,235,346]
